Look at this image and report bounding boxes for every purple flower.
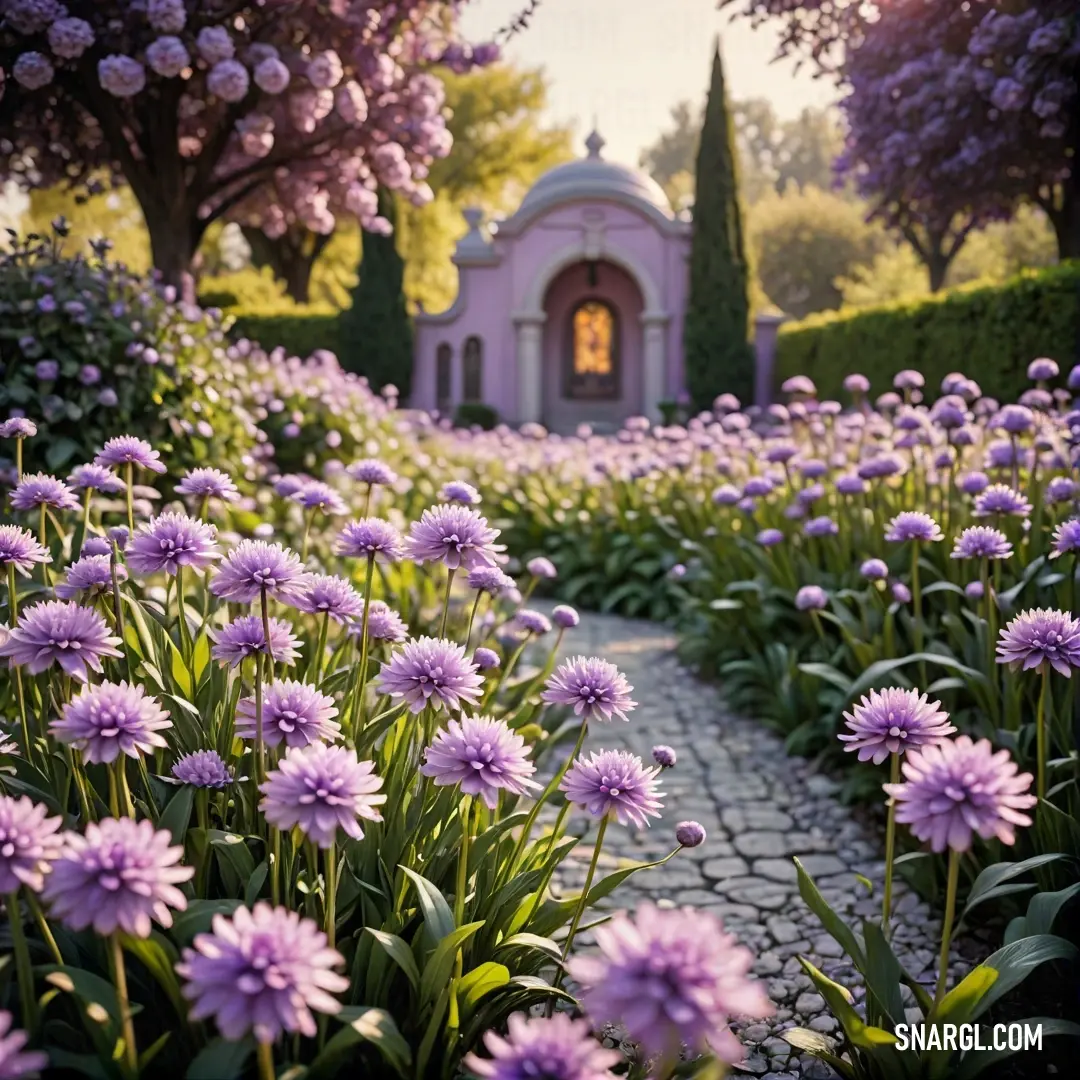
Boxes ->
[463,1013,620,1080]
[561,749,663,828]
[9,472,79,512]
[67,464,125,493]
[838,688,956,765]
[93,435,166,474]
[1046,477,1077,504]
[294,574,364,623]
[515,609,552,636]
[34,360,58,382]
[348,600,408,643]
[0,795,62,894]
[860,558,888,581]
[405,504,501,572]
[743,476,774,497]
[210,540,307,605]
[974,484,1032,518]
[966,581,985,600]
[176,468,240,503]
[347,459,398,487]
[885,511,943,543]
[844,373,870,394]
[467,566,515,594]
[892,581,912,604]
[260,743,385,848]
[336,518,405,562]
[80,537,112,557]
[0,419,37,440]
[0,526,50,577]
[803,515,838,538]
[50,681,171,764]
[108,526,129,549]
[421,715,540,809]
[884,737,1036,853]
[541,656,636,723]
[236,679,341,748]
[526,556,557,579]
[676,820,706,847]
[0,601,122,681]
[958,471,990,495]
[951,526,1013,560]
[567,903,772,1061]
[552,604,579,629]
[439,480,481,505]
[177,903,347,1043]
[0,1011,48,1079]
[127,512,221,576]
[858,454,904,480]
[996,608,1080,677]
[292,480,347,516]
[172,750,233,789]
[794,585,827,611]
[43,817,192,937]
[782,375,816,396]
[1028,357,1059,381]
[652,745,677,768]
[210,615,302,667]
[473,647,500,671]
[756,528,784,546]
[712,484,740,506]
[377,637,483,713]
[1049,519,1080,559]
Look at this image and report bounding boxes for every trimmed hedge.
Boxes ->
[226,308,341,362]
[775,262,1080,401]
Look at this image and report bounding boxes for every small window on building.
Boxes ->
[436,343,452,411]
[565,300,619,400]
[463,336,483,402]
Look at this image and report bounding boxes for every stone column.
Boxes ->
[513,315,546,425]
[754,312,787,408]
[642,312,669,422]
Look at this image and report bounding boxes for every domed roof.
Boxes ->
[515,130,672,218]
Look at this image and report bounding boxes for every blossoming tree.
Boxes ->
[0,0,498,293]
[719,0,1080,262]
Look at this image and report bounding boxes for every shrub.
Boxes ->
[776,261,1080,401]
[228,306,341,364]
[454,402,498,429]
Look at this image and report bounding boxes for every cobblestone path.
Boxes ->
[547,610,970,1080]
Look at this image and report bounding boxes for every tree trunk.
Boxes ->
[242,225,331,304]
[146,210,199,303]
[1049,186,1080,260]
[282,257,314,304]
[927,253,950,293]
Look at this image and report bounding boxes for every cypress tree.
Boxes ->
[339,188,414,397]
[683,41,754,409]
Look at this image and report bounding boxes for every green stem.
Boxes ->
[301,508,315,563]
[351,557,375,741]
[15,438,23,482]
[253,651,266,817]
[81,487,92,545]
[934,850,960,1007]
[465,592,483,650]
[313,611,330,685]
[256,1040,275,1080]
[439,567,456,638]
[111,933,138,1074]
[549,817,609,1013]
[271,826,281,906]
[1036,665,1049,802]
[111,541,127,658]
[7,563,18,626]
[910,540,925,686]
[883,753,900,930]
[176,564,191,660]
[453,797,472,980]
[7,892,36,1030]
[325,841,337,949]
[26,892,63,965]
[124,462,135,535]
[38,503,49,588]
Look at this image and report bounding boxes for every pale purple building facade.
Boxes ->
[412,131,692,433]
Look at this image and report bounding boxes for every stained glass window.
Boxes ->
[436,343,452,411]
[463,336,483,401]
[566,301,618,400]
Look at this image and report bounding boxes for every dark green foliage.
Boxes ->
[338,189,414,396]
[776,261,1080,401]
[228,310,340,362]
[683,43,754,408]
[454,402,499,429]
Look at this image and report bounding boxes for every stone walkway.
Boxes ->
[545,610,970,1080]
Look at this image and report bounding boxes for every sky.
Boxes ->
[461,0,838,168]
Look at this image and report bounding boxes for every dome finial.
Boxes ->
[585,127,605,160]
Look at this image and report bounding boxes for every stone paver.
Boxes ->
[542,610,976,1078]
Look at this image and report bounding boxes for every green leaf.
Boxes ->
[494,933,562,960]
[845,653,987,702]
[308,1007,412,1080]
[186,1037,254,1079]
[796,662,852,692]
[933,965,997,1026]
[365,928,421,991]
[1006,882,1080,943]
[211,831,256,895]
[948,1019,1080,1080]
[41,1049,111,1079]
[159,785,195,847]
[418,921,485,1006]
[171,899,243,946]
[245,862,269,907]
[780,1028,856,1079]
[120,933,185,1019]
[960,854,1061,923]
[794,858,865,967]
[968,934,1078,1019]
[861,920,905,1027]
[799,958,896,1051]
[39,966,136,1026]
[457,961,510,1013]
[399,865,456,944]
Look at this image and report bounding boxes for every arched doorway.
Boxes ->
[541,260,643,432]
